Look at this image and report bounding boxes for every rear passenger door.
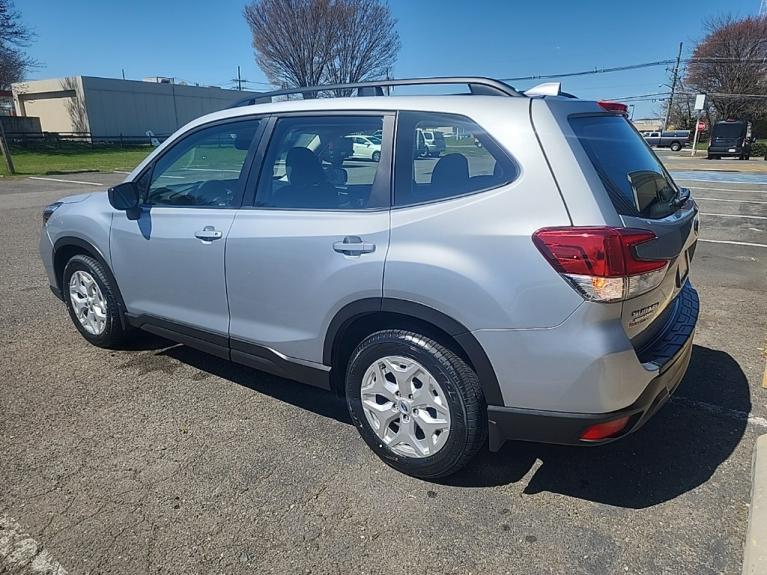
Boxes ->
[225,113,394,365]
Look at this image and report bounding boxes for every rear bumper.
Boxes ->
[708,146,746,156]
[487,282,699,451]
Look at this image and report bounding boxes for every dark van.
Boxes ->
[708,120,754,160]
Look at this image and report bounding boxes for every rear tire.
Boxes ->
[63,254,130,348]
[345,329,487,479]
[371,150,381,163]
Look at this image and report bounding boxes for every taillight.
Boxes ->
[580,416,631,441]
[597,100,628,115]
[533,227,669,302]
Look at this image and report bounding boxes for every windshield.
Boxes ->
[570,115,679,219]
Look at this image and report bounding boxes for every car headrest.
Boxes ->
[432,153,469,190]
[286,147,324,186]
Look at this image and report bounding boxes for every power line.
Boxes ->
[501,57,767,83]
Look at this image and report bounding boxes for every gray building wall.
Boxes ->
[0,115,42,134]
[12,76,265,139]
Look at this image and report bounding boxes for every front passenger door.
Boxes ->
[110,118,262,341]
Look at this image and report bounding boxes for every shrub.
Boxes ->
[751,140,767,158]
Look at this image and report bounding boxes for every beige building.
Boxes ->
[631,118,664,132]
[11,76,265,140]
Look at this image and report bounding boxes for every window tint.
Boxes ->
[396,112,515,206]
[145,119,259,207]
[570,115,678,219]
[255,116,385,210]
[712,122,746,139]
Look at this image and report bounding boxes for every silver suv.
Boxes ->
[40,77,699,478]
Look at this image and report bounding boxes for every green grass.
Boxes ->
[0,146,153,176]
[443,135,489,158]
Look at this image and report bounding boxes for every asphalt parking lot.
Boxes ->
[1,167,765,574]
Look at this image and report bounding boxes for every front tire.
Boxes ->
[63,254,130,348]
[345,330,486,479]
[670,142,682,152]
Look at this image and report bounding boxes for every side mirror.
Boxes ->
[108,182,140,211]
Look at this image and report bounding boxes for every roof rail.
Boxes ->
[228,76,522,108]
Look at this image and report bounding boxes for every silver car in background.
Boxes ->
[40,77,699,478]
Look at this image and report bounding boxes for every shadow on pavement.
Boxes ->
[161,345,352,425]
[440,344,750,508]
[156,342,747,509]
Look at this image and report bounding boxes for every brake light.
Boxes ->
[580,416,631,441]
[597,101,628,115]
[533,227,669,302]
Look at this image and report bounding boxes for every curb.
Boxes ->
[744,435,767,574]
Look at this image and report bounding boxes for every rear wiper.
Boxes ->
[671,187,691,208]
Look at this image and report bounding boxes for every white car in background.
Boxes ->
[346,134,382,162]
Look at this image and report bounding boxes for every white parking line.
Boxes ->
[676,178,767,185]
[686,186,767,193]
[113,170,131,174]
[695,197,767,205]
[699,239,767,248]
[700,212,767,221]
[28,176,103,187]
[672,396,767,428]
[183,167,241,173]
[0,514,68,574]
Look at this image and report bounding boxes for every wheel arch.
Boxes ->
[53,237,129,328]
[324,298,504,406]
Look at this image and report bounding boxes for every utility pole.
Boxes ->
[231,67,250,91]
[663,42,683,132]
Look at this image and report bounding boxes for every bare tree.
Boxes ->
[685,15,767,122]
[0,0,34,89]
[243,0,399,96]
[325,0,400,95]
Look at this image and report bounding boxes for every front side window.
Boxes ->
[255,115,386,210]
[145,119,260,207]
[396,112,516,206]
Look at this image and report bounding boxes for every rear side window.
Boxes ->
[570,115,678,219]
[255,115,387,210]
[395,112,516,207]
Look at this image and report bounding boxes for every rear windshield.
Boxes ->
[570,115,679,219]
[713,122,745,139]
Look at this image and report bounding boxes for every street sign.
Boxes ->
[694,94,706,111]
[697,121,706,131]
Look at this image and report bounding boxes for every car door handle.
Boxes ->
[333,236,376,255]
[194,226,223,241]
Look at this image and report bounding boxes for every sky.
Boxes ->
[17,0,764,118]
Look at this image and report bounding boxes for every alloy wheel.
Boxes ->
[360,355,451,458]
[68,270,107,335]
